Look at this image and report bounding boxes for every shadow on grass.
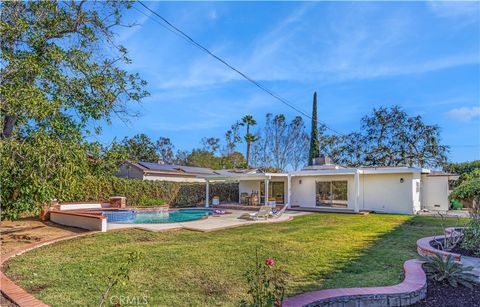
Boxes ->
[288,215,463,296]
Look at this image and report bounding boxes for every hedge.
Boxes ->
[74,176,238,208]
[2,174,239,219]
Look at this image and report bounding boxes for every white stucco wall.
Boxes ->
[239,180,260,196]
[50,212,107,232]
[290,175,356,209]
[422,175,450,211]
[290,173,419,214]
[360,173,415,215]
[59,203,103,210]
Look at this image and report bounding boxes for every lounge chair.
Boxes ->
[269,204,288,219]
[238,206,272,221]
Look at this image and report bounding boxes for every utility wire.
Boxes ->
[136,1,344,136]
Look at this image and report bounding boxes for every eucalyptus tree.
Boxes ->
[121,134,158,162]
[156,137,175,164]
[224,121,242,155]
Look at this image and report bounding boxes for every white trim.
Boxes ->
[354,171,360,213]
[287,174,292,208]
[205,180,210,208]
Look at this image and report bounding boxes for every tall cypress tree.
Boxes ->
[308,92,320,165]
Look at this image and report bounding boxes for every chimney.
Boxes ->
[312,156,333,166]
[157,160,165,165]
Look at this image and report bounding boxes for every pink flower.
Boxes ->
[265,257,276,267]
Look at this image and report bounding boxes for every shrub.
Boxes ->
[240,250,287,307]
[138,198,166,207]
[461,203,480,256]
[422,254,477,288]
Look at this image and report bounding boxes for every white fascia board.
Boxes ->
[360,168,423,175]
[290,169,358,176]
[197,173,269,181]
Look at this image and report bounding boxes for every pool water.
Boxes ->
[101,209,212,224]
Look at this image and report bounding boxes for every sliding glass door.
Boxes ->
[316,181,348,207]
[260,182,285,204]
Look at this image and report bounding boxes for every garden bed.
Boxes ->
[451,244,478,257]
[411,279,480,307]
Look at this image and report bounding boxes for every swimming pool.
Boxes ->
[101,209,213,224]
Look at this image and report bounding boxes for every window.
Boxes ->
[316,181,348,207]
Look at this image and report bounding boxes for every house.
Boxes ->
[116,160,216,183]
[199,157,459,215]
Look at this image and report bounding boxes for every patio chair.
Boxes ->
[240,193,249,205]
[238,206,272,221]
[269,204,288,219]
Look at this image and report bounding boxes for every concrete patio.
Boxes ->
[107,209,310,232]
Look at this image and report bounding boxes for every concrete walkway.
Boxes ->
[462,255,480,283]
[107,209,310,232]
[417,210,472,218]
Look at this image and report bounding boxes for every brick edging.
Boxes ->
[1,231,96,307]
[416,235,462,261]
[282,259,426,307]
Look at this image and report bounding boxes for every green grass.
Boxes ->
[5,214,462,306]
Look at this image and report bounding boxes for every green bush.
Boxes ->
[138,198,166,207]
[449,169,480,202]
[461,205,480,256]
[422,254,477,288]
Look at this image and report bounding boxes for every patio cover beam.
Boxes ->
[205,179,209,208]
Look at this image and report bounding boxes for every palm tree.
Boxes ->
[241,115,258,167]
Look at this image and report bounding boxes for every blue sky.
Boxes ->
[93,1,480,162]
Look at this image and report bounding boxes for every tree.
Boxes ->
[221,152,247,169]
[87,140,128,176]
[249,114,308,171]
[173,150,189,165]
[156,137,175,164]
[289,117,309,170]
[201,137,220,154]
[225,121,242,155]
[121,134,158,162]
[241,115,259,167]
[1,1,148,139]
[323,106,448,168]
[308,92,320,165]
[447,161,480,204]
[185,149,222,169]
[0,1,147,219]
[444,161,480,175]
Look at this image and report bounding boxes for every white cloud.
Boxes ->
[428,1,480,19]
[446,106,480,121]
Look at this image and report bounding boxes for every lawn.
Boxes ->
[5,213,462,306]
